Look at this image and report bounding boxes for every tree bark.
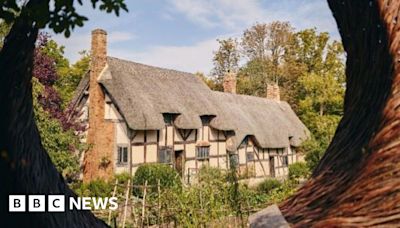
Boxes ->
[281,1,400,226]
[0,2,108,228]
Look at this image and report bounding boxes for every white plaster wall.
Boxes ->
[147,145,158,163]
[114,122,130,174]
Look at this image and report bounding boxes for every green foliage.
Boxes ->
[196,72,221,91]
[56,51,90,107]
[211,38,240,90]
[303,137,326,171]
[256,179,282,194]
[41,39,70,70]
[38,37,90,108]
[32,78,81,180]
[288,162,310,181]
[115,172,131,185]
[0,20,10,49]
[74,179,113,197]
[0,0,128,37]
[70,167,299,227]
[72,172,130,198]
[209,24,345,172]
[132,163,181,197]
[237,58,272,97]
[264,180,297,204]
[166,166,231,227]
[285,28,344,171]
[156,167,294,227]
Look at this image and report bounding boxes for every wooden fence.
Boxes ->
[91,179,267,228]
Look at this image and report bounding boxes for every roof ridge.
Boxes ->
[212,90,288,105]
[107,56,196,76]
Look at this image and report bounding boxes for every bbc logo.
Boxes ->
[9,195,65,212]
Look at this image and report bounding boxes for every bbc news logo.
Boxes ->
[9,195,118,212]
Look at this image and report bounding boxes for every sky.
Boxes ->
[50,0,338,74]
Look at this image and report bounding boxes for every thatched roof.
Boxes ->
[210,92,308,150]
[73,57,309,150]
[70,72,89,108]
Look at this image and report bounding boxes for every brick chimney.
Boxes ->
[266,83,280,101]
[223,72,237,94]
[83,29,115,182]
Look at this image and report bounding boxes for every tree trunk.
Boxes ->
[0,2,107,228]
[281,1,400,226]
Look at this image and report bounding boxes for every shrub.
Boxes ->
[75,179,113,197]
[115,172,131,185]
[302,137,327,171]
[256,179,282,194]
[288,162,310,181]
[132,163,181,197]
[266,179,297,203]
[163,166,231,227]
[197,166,227,184]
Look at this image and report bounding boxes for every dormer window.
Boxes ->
[163,113,177,126]
[200,115,213,126]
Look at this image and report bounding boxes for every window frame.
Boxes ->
[158,146,173,164]
[196,146,210,160]
[162,113,177,126]
[117,145,129,165]
[282,155,289,167]
[246,152,255,162]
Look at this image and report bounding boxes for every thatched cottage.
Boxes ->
[71,29,309,183]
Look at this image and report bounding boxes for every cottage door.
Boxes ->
[175,150,184,177]
[269,156,275,178]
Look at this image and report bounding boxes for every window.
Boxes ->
[200,115,212,126]
[196,146,210,160]
[163,114,176,126]
[282,156,288,167]
[117,146,128,164]
[158,146,172,163]
[246,152,254,162]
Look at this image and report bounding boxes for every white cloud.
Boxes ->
[168,0,265,30]
[52,31,136,63]
[108,31,136,42]
[53,33,90,62]
[109,37,224,74]
[51,0,338,74]
[167,0,337,36]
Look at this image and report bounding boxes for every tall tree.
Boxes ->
[241,21,293,83]
[281,1,400,226]
[280,29,345,170]
[32,34,84,181]
[236,58,273,97]
[0,0,127,227]
[57,51,90,107]
[211,38,240,91]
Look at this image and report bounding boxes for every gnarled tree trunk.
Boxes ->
[281,1,400,226]
[0,2,107,228]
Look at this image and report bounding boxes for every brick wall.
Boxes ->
[83,29,115,182]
